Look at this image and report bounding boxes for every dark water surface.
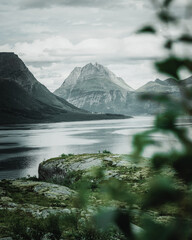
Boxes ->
[0,116,191,179]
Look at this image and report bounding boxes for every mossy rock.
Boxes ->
[38,153,150,190]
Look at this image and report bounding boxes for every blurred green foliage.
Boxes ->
[91,0,192,239]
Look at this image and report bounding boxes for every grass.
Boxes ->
[60,153,74,158]
[0,209,126,240]
[0,209,62,239]
[102,150,112,154]
[0,180,62,207]
[42,153,115,165]
[0,153,180,238]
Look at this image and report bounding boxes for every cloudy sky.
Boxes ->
[0,0,191,91]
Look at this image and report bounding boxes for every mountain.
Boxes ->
[54,62,192,116]
[128,76,192,115]
[0,52,86,113]
[54,63,134,114]
[0,53,130,124]
[136,78,179,93]
[136,76,192,93]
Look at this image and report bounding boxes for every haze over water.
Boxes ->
[0,116,192,180]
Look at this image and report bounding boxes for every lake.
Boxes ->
[0,116,192,179]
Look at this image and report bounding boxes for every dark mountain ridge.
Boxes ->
[0,53,130,124]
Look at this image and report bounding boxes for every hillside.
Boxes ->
[0,53,130,124]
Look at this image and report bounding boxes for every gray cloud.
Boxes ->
[0,0,190,92]
[19,0,134,9]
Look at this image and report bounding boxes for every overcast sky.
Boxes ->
[0,0,191,91]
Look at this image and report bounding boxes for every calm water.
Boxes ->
[0,116,192,179]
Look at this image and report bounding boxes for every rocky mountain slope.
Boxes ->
[136,76,192,93]
[130,76,192,115]
[54,63,134,114]
[54,63,191,115]
[0,53,130,124]
[136,78,179,93]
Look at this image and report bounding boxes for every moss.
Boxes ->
[44,170,84,189]
[0,180,63,207]
[43,153,116,165]
[0,153,182,238]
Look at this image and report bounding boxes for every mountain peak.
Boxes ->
[54,62,134,114]
[0,52,39,93]
[61,66,82,87]
[0,52,17,57]
[84,63,94,68]
[56,62,134,92]
[94,62,103,68]
[0,52,20,64]
[74,66,82,71]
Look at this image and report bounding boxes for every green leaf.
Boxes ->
[137,26,156,34]
[142,218,190,240]
[155,112,177,130]
[114,209,134,239]
[132,131,158,158]
[102,179,135,204]
[73,180,90,208]
[143,177,183,208]
[94,208,117,230]
[164,39,174,49]
[184,59,192,72]
[152,153,171,169]
[178,34,192,44]
[158,10,177,23]
[172,152,192,183]
[95,209,134,239]
[155,56,183,79]
[140,93,173,103]
[163,0,174,8]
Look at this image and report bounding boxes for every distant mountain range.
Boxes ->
[55,62,192,115]
[1,53,191,123]
[0,53,129,124]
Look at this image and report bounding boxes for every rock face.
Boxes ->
[54,63,192,115]
[0,53,130,124]
[54,63,134,115]
[0,179,76,218]
[38,153,149,185]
